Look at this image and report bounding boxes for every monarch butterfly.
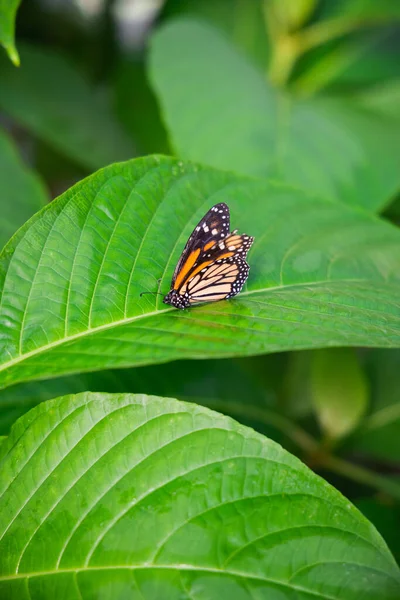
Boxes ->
[161,203,254,309]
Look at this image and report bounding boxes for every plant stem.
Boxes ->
[322,454,400,501]
[197,398,318,454]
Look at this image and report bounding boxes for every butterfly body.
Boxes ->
[163,203,254,309]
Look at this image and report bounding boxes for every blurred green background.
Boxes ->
[1,0,400,564]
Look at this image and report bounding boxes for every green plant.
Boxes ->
[1,1,400,598]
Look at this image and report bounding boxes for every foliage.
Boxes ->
[0,128,48,248]
[0,1,400,597]
[1,392,399,599]
[149,19,400,212]
[1,155,400,389]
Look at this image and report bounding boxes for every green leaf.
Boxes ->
[0,127,48,249]
[0,0,20,66]
[349,350,400,462]
[1,155,400,389]
[310,348,369,441]
[149,18,400,212]
[0,392,399,599]
[161,0,271,69]
[0,45,135,171]
[114,59,170,156]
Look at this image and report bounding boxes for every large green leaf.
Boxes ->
[0,45,135,171]
[161,0,271,69]
[0,0,20,65]
[149,18,400,212]
[0,155,400,388]
[0,392,398,599]
[0,128,48,249]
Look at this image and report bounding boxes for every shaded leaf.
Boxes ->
[149,18,400,212]
[310,348,369,441]
[161,0,271,69]
[114,58,170,156]
[0,155,400,389]
[0,45,135,171]
[350,350,400,462]
[0,392,399,599]
[0,0,20,65]
[0,128,48,249]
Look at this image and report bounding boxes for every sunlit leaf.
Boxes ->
[0,392,399,599]
[0,128,48,249]
[0,156,400,389]
[0,0,20,65]
[149,18,400,212]
[0,45,135,171]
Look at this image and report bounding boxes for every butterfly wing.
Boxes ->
[185,255,251,305]
[171,202,230,291]
[164,202,254,309]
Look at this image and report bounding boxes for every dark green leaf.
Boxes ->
[310,348,369,441]
[0,127,48,249]
[350,350,400,462]
[1,156,400,389]
[114,59,170,156]
[0,0,20,65]
[0,392,399,599]
[149,19,400,212]
[0,45,135,171]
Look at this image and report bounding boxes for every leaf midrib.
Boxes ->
[1,562,396,599]
[0,278,375,378]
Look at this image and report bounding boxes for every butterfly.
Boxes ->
[161,203,254,309]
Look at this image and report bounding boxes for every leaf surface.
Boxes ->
[0,392,399,599]
[0,155,400,388]
[149,19,400,212]
[0,45,135,170]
